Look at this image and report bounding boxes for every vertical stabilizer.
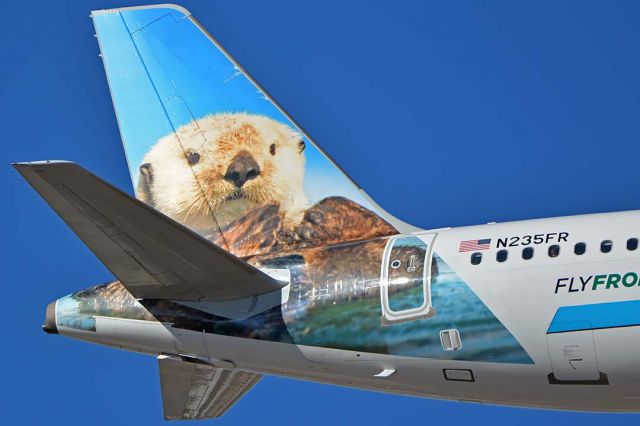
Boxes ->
[92,5,408,256]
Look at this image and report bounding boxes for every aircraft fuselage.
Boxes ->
[48,209,640,412]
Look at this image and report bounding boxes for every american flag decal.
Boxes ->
[459,238,491,252]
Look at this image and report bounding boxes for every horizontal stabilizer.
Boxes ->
[158,355,261,420]
[14,161,285,301]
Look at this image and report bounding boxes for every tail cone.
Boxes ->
[42,301,57,334]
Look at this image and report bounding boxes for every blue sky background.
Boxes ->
[2,1,640,424]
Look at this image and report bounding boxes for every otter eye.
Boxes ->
[269,144,276,156]
[187,151,200,165]
[298,141,306,153]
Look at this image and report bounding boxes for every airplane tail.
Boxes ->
[92,4,414,257]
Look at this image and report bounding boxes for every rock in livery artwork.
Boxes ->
[83,6,532,364]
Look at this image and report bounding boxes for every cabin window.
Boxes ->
[470,252,482,265]
[522,247,534,260]
[574,242,586,255]
[627,238,638,251]
[601,240,613,253]
[548,245,560,258]
[496,249,508,263]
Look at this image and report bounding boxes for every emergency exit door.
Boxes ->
[380,234,437,325]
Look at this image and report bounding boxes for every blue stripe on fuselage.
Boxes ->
[548,299,640,333]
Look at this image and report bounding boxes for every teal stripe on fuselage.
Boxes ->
[548,300,640,333]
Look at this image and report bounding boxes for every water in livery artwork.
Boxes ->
[61,7,534,364]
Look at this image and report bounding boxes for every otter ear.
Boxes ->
[139,163,153,184]
[137,163,154,205]
[298,140,306,153]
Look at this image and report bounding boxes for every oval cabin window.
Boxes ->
[470,252,483,265]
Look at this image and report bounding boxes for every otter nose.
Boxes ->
[224,153,260,188]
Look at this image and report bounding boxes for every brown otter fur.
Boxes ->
[209,196,398,257]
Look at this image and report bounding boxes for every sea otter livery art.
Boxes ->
[16,4,640,422]
[92,4,403,256]
[137,113,309,230]
[85,7,523,358]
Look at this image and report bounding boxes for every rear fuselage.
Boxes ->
[50,210,640,412]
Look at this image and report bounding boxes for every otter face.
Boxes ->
[137,113,308,231]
